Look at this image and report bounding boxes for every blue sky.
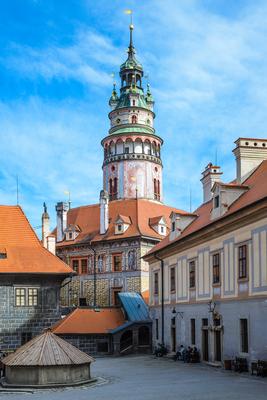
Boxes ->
[1,0,267,232]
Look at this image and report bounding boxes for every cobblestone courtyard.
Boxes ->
[1,355,267,399]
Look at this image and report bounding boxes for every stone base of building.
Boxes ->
[151,298,267,365]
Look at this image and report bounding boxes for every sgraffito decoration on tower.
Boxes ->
[102,24,163,202]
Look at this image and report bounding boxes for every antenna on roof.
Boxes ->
[16,175,19,205]
[64,190,71,209]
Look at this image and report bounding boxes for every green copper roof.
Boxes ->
[109,126,154,135]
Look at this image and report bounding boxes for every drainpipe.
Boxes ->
[154,253,164,345]
[89,243,97,308]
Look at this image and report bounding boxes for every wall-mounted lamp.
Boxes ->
[208,300,216,313]
[172,307,184,319]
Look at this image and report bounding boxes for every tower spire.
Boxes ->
[128,23,135,59]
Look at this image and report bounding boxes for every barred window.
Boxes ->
[15,288,26,306]
[81,259,88,274]
[213,253,220,284]
[238,245,247,279]
[113,254,122,272]
[189,261,196,288]
[28,288,38,306]
[72,259,79,274]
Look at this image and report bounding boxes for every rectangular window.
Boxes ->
[212,253,220,284]
[155,318,159,340]
[214,195,220,208]
[170,267,176,293]
[240,318,248,353]
[72,259,79,274]
[202,318,208,326]
[191,319,196,345]
[154,272,159,295]
[125,147,129,154]
[28,288,38,306]
[172,221,175,232]
[189,260,196,288]
[238,245,247,279]
[113,254,122,272]
[81,259,88,274]
[15,288,26,306]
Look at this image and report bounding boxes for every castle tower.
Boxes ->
[102,24,163,202]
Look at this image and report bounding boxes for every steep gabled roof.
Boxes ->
[146,160,267,257]
[0,206,73,275]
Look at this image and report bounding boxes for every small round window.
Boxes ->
[116,118,121,124]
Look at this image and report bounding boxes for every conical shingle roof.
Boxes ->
[2,330,94,366]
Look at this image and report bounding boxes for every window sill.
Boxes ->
[189,287,196,291]
[212,282,221,288]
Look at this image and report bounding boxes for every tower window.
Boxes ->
[109,178,118,201]
[131,115,137,124]
[132,100,135,106]
[154,178,160,200]
[125,147,129,154]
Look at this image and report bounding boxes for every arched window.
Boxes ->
[109,179,113,197]
[131,115,137,124]
[154,179,160,201]
[113,178,118,196]
[144,140,151,155]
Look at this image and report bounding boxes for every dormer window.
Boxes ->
[64,224,81,241]
[0,252,7,259]
[115,215,131,234]
[214,195,220,208]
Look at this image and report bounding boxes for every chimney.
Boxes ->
[233,138,267,183]
[201,163,222,203]
[55,201,69,242]
[46,235,56,255]
[41,202,50,246]
[100,190,109,234]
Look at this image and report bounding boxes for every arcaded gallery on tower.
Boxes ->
[42,25,184,308]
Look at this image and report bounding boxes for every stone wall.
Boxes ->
[0,276,63,351]
[58,334,112,356]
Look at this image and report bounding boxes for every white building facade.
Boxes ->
[145,138,267,365]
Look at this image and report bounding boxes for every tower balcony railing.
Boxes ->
[103,152,162,166]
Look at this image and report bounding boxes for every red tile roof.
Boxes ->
[147,160,267,256]
[0,206,73,275]
[52,308,125,334]
[56,199,187,246]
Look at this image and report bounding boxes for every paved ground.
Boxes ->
[1,355,267,399]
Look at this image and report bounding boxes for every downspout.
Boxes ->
[154,253,164,345]
[89,242,97,308]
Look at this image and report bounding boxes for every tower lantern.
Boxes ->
[102,25,163,202]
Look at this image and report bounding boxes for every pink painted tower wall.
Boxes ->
[102,24,163,202]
